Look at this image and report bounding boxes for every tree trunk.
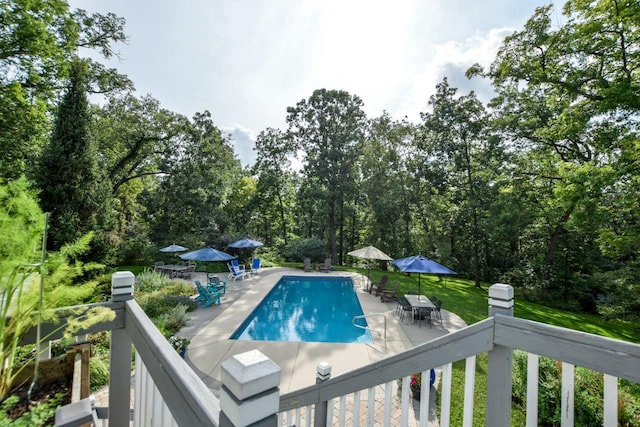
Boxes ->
[540,204,575,300]
[277,191,287,245]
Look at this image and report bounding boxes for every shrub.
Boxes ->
[135,270,173,293]
[0,392,65,426]
[280,237,327,262]
[511,351,640,426]
[158,304,191,336]
[89,356,110,392]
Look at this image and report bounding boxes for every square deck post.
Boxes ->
[487,283,514,427]
[219,350,281,426]
[109,271,134,427]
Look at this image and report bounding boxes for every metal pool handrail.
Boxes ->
[352,313,387,342]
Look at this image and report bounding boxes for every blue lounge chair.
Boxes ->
[228,265,247,281]
[227,260,245,279]
[194,281,221,307]
[249,258,261,276]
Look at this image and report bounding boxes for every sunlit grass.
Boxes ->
[346,267,638,343]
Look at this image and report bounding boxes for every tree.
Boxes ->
[37,60,113,261]
[470,0,640,304]
[361,114,416,257]
[286,89,368,263]
[420,79,498,287]
[143,111,242,244]
[0,177,114,401]
[252,128,296,246]
[0,0,129,180]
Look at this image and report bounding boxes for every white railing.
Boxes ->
[42,275,640,427]
[278,286,640,426]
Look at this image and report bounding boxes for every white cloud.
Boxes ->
[69,0,560,168]
[393,27,515,122]
[222,125,257,168]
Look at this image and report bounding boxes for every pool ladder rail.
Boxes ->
[352,313,386,342]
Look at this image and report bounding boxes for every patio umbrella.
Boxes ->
[392,254,456,297]
[180,247,235,262]
[227,238,264,249]
[159,243,188,253]
[347,246,393,288]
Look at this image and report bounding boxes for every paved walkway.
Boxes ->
[95,267,467,425]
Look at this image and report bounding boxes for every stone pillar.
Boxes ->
[314,362,332,427]
[219,350,281,427]
[486,283,514,427]
[109,271,134,427]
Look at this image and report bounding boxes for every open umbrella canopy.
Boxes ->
[180,247,235,262]
[227,238,264,249]
[159,244,188,252]
[392,255,456,275]
[392,255,456,296]
[347,246,393,261]
[347,246,393,289]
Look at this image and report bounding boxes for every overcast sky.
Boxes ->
[70,0,563,167]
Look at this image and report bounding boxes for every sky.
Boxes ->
[70,0,563,167]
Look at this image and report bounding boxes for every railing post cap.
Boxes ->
[489,283,513,300]
[221,350,280,401]
[111,271,135,300]
[317,362,332,375]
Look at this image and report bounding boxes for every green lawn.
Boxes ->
[347,267,639,343]
[337,264,639,426]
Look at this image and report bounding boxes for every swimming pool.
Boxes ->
[230,275,372,344]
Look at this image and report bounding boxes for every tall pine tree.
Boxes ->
[38,59,113,262]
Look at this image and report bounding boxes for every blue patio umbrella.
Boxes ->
[227,238,264,249]
[392,255,456,296]
[180,247,235,262]
[159,243,188,253]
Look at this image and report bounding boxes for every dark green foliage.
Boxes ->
[37,60,114,262]
[512,350,640,426]
[280,237,327,263]
[134,271,195,336]
[89,356,110,392]
[0,392,65,426]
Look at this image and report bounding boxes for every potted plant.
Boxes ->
[410,373,422,400]
[168,335,190,358]
[398,369,436,401]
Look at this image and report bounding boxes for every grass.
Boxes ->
[335,264,639,425]
[352,267,639,343]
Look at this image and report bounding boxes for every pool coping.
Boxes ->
[181,267,467,396]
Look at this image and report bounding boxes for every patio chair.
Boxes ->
[227,260,245,277]
[249,258,261,276]
[207,274,226,294]
[380,281,400,302]
[417,306,433,328]
[432,299,443,326]
[370,275,389,295]
[229,264,247,281]
[397,297,413,323]
[319,257,332,273]
[153,261,164,272]
[230,259,245,271]
[303,257,313,272]
[194,281,221,307]
[177,264,195,279]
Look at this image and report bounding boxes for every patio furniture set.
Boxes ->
[370,275,443,328]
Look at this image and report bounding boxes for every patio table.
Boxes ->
[157,264,188,277]
[404,294,435,324]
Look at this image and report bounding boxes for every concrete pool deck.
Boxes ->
[180,267,467,396]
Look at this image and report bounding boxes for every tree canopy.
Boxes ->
[1,0,638,320]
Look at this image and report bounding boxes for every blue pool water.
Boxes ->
[230,275,372,343]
